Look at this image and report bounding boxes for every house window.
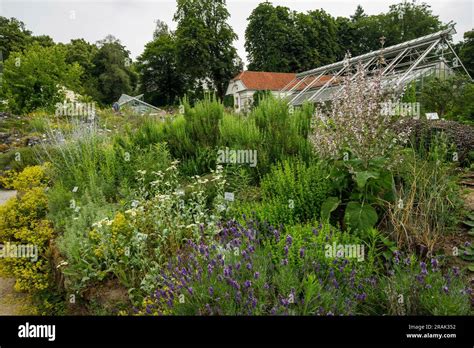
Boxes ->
[235,94,240,111]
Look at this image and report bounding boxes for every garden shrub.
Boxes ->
[233,160,333,225]
[0,165,54,293]
[395,118,474,166]
[372,254,472,315]
[139,219,380,316]
[308,65,411,234]
[184,96,223,149]
[59,163,227,300]
[251,96,314,174]
[0,146,41,172]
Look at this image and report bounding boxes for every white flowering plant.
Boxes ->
[72,161,228,299]
[311,64,412,234]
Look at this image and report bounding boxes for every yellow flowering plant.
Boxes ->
[0,165,54,293]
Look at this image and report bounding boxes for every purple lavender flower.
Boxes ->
[393,250,400,264]
[452,266,460,277]
[264,283,270,290]
[274,229,280,242]
[224,266,231,277]
[299,248,305,258]
[251,297,257,308]
[244,280,252,289]
[235,291,242,302]
[254,272,260,279]
[404,257,411,266]
[420,262,428,275]
[286,235,293,246]
[430,258,439,271]
[209,287,214,296]
[442,286,449,294]
[230,279,240,290]
[415,274,425,284]
[246,262,252,270]
[281,258,288,266]
[187,287,193,295]
[284,245,289,256]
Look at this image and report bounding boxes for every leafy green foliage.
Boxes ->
[234,160,333,225]
[92,35,137,105]
[245,3,339,72]
[245,2,445,71]
[420,75,473,121]
[174,0,242,99]
[136,29,185,106]
[1,43,82,114]
[0,16,32,60]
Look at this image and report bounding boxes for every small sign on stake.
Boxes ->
[224,192,234,202]
[425,112,439,120]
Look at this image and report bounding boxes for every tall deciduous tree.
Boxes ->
[92,35,137,104]
[245,3,299,72]
[136,24,185,106]
[174,0,242,99]
[63,39,99,99]
[0,17,32,60]
[457,29,474,78]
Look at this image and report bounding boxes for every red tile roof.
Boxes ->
[231,71,333,91]
[232,71,296,91]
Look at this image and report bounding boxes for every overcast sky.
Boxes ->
[1,0,473,67]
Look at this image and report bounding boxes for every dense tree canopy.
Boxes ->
[457,29,474,78]
[245,1,447,72]
[92,35,137,104]
[0,17,32,60]
[136,25,185,106]
[0,43,82,114]
[174,0,242,99]
[0,2,469,113]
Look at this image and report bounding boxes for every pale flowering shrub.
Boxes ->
[309,64,410,167]
[129,161,227,259]
[309,65,414,233]
[67,161,229,296]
